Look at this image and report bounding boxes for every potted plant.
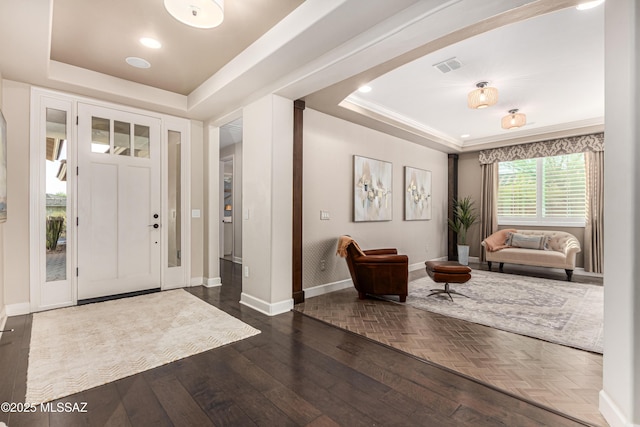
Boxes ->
[448,196,478,265]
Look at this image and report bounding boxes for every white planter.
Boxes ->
[457,245,470,265]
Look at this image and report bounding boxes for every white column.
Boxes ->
[204,123,221,286]
[189,121,205,286]
[240,94,293,315]
[600,1,640,426]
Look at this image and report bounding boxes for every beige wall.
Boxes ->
[0,225,4,322]
[457,152,483,258]
[0,72,5,324]
[2,80,30,307]
[302,108,448,289]
[457,151,585,268]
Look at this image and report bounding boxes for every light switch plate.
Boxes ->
[192,209,201,218]
[320,210,330,220]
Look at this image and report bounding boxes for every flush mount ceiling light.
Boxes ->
[501,109,527,130]
[125,57,151,69]
[358,85,372,93]
[164,0,224,29]
[576,0,605,10]
[467,81,498,109]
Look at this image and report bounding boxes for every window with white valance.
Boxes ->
[478,132,603,273]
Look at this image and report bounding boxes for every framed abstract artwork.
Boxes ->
[353,155,392,222]
[404,166,431,220]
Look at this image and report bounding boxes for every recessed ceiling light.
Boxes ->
[576,0,604,10]
[358,85,372,93]
[140,37,162,49]
[125,57,151,69]
[461,134,470,138]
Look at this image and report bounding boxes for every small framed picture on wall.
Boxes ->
[404,166,431,220]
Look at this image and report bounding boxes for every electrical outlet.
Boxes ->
[320,210,330,220]
[320,259,326,271]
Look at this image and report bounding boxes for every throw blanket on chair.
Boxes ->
[336,236,365,257]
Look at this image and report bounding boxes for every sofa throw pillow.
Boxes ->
[506,232,549,250]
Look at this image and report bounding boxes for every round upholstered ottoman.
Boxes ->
[424,260,472,301]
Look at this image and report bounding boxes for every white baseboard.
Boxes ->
[0,305,7,341]
[409,262,424,272]
[189,277,203,287]
[239,292,293,316]
[203,277,222,288]
[599,390,638,427]
[304,279,352,298]
[411,255,454,272]
[6,302,30,316]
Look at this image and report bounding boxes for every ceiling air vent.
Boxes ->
[433,57,462,74]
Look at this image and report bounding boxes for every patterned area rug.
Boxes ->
[399,270,603,353]
[26,289,260,404]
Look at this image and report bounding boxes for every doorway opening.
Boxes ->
[219,118,243,264]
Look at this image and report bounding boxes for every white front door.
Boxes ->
[77,103,161,300]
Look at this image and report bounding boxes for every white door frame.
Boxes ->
[29,88,192,311]
[162,118,191,289]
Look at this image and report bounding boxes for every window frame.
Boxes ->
[497,154,587,228]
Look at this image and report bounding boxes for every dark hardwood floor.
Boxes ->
[0,260,591,426]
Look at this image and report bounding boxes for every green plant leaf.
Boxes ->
[448,196,478,245]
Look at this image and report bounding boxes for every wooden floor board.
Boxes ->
[0,259,596,426]
[116,376,173,427]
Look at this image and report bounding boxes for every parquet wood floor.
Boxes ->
[295,265,606,426]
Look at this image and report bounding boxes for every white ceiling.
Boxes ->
[344,5,604,148]
[0,0,604,153]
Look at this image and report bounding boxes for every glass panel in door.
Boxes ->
[91,116,110,154]
[168,130,181,267]
[45,108,68,282]
[114,120,131,156]
[134,124,150,158]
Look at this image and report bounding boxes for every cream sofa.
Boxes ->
[481,230,581,281]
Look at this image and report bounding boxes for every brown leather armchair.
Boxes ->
[343,240,408,302]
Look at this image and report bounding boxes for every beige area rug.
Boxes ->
[26,289,260,404]
[391,270,603,353]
